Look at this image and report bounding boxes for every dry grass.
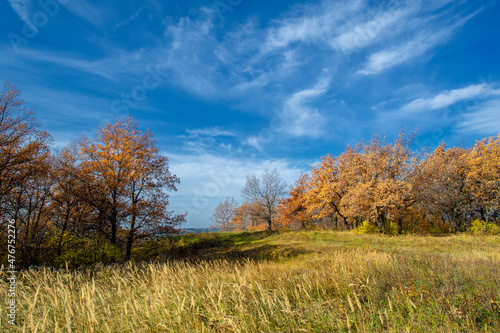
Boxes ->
[1,231,500,332]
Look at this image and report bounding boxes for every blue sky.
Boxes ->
[2,0,500,227]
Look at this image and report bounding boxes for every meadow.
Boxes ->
[1,231,500,332]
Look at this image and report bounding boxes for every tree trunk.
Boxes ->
[377,214,386,232]
[110,190,118,245]
[125,231,134,261]
[57,208,71,256]
[125,213,136,261]
[110,217,117,245]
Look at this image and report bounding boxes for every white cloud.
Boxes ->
[331,7,411,52]
[358,32,439,75]
[9,0,477,119]
[186,127,236,137]
[357,8,481,76]
[64,1,108,28]
[10,48,150,82]
[455,99,500,135]
[401,83,500,113]
[166,153,304,227]
[244,136,265,152]
[113,7,145,31]
[155,0,482,107]
[281,77,330,138]
[262,0,363,53]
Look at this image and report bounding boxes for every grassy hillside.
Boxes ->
[2,231,500,332]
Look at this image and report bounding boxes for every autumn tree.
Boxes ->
[305,153,353,229]
[303,132,420,233]
[277,173,314,229]
[4,151,53,266]
[235,202,268,230]
[230,202,264,230]
[466,133,500,224]
[210,197,239,231]
[75,117,185,259]
[343,132,420,232]
[242,169,287,230]
[0,81,53,266]
[417,144,472,232]
[49,145,96,257]
[0,81,51,208]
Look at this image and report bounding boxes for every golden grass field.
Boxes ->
[1,231,500,332]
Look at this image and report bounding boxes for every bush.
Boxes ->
[355,221,380,234]
[53,236,122,268]
[467,219,499,235]
[485,222,500,235]
[388,221,400,236]
[469,219,486,235]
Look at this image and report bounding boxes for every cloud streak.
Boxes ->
[186,127,236,137]
[281,77,330,138]
[357,8,481,75]
[401,83,500,113]
[456,99,500,135]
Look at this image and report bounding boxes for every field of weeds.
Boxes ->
[1,231,500,332]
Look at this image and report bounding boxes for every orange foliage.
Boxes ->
[303,132,419,232]
[76,117,184,259]
[233,202,268,231]
[467,133,500,222]
[277,173,313,229]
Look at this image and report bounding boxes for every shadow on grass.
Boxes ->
[133,230,310,263]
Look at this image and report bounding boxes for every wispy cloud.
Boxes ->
[357,9,481,75]
[156,0,483,104]
[113,7,145,31]
[237,77,331,154]
[64,1,109,28]
[280,77,330,138]
[186,127,236,137]
[8,48,150,82]
[331,7,411,53]
[178,126,239,155]
[261,0,363,53]
[456,99,500,135]
[150,0,486,154]
[244,136,265,152]
[400,83,500,113]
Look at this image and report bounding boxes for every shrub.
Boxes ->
[469,219,486,235]
[53,236,122,268]
[388,221,400,235]
[485,222,500,235]
[355,220,380,234]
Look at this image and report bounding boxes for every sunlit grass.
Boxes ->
[1,231,500,332]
